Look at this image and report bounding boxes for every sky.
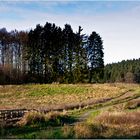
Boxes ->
[0,1,140,64]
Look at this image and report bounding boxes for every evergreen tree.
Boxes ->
[87,31,104,83]
[63,24,75,83]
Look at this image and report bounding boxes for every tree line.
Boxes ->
[0,22,104,84]
[104,58,140,83]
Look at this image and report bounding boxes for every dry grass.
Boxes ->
[95,111,140,126]
[62,125,74,138]
[72,122,105,138]
[17,109,140,139]
[88,111,140,138]
[0,83,137,110]
[17,111,46,126]
[77,110,140,138]
[74,123,94,138]
[125,98,140,109]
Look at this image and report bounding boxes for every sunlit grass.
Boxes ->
[0,83,139,109]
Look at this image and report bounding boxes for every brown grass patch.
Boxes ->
[90,111,140,138]
[95,111,140,126]
[62,125,74,138]
[74,123,93,138]
[125,98,140,109]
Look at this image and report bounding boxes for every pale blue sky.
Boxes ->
[0,1,140,64]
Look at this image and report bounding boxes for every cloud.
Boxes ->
[0,1,140,64]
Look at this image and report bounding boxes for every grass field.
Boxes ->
[0,83,140,138]
[0,83,138,109]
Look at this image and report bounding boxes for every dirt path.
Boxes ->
[40,90,136,113]
[76,91,139,123]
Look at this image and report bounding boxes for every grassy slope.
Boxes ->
[0,83,137,109]
[0,83,140,138]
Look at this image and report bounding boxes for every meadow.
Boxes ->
[0,83,136,109]
[0,83,140,138]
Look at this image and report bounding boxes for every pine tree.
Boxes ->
[63,24,75,83]
[87,31,104,83]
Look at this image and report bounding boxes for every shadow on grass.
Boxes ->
[0,114,77,139]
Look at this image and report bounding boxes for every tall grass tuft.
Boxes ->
[74,123,93,138]
[17,111,46,126]
[62,125,74,138]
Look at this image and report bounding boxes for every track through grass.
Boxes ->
[0,83,140,138]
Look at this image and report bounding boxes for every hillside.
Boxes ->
[0,83,140,138]
[0,83,136,110]
[104,58,140,83]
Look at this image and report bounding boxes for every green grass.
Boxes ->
[27,85,88,97]
[1,126,64,139]
[16,127,68,139]
[88,110,101,118]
